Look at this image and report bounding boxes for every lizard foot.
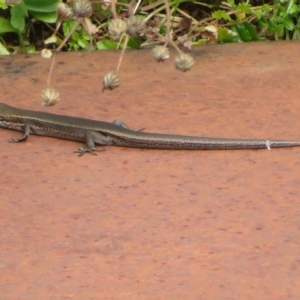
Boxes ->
[74,147,106,157]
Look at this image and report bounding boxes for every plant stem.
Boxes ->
[116,33,129,71]
[56,18,82,52]
[47,52,57,87]
[18,31,26,54]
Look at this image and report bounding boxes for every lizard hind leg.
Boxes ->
[73,147,105,157]
[74,131,108,156]
[9,123,31,143]
[113,119,145,132]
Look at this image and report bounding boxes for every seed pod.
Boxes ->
[152,46,170,62]
[57,3,73,22]
[125,16,146,37]
[81,17,98,35]
[108,19,127,40]
[174,53,194,71]
[102,71,120,91]
[41,88,60,106]
[72,0,93,18]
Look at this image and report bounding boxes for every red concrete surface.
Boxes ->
[1,41,300,299]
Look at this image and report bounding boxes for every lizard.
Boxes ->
[1,102,299,156]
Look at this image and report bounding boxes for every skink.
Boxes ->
[1,102,300,155]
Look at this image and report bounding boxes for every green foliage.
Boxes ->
[0,17,17,33]
[0,42,9,54]
[217,28,236,43]
[9,0,58,30]
[0,0,58,53]
[96,39,118,50]
[62,20,92,51]
[24,0,58,23]
[212,10,232,21]
[213,0,300,41]
[2,0,300,54]
[0,0,7,9]
[94,4,113,18]
[96,37,140,51]
[11,2,28,31]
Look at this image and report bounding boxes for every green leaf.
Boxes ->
[212,10,232,21]
[0,41,9,55]
[11,3,28,31]
[24,0,58,12]
[227,0,235,7]
[283,18,294,30]
[273,16,284,23]
[293,29,300,39]
[268,20,284,34]
[77,38,88,48]
[94,3,112,18]
[235,24,252,42]
[159,24,166,35]
[217,27,236,43]
[236,3,251,14]
[243,21,259,40]
[29,11,57,23]
[127,37,140,48]
[258,16,268,28]
[0,17,17,33]
[71,31,80,42]
[262,4,272,12]
[96,39,118,50]
[68,40,79,51]
[82,31,91,41]
[254,10,262,20]
[287,0,297,14]
[25,44,36,53]
[62,20,77,36]
[0,0,7,8]
[192,39,207,46]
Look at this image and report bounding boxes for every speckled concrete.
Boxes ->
[1,41,300,299]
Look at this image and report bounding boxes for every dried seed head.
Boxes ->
[57,3,73,22]
[151,45,170,62]
[72,0,93,18]
[81,17,98,35]
[41,48,52,59]
[125,16,146,37]
[102,71,120,92]
[108,19,127,40]
[174,53,194,72]
[41,88,60,106]
[200,25,218,42]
